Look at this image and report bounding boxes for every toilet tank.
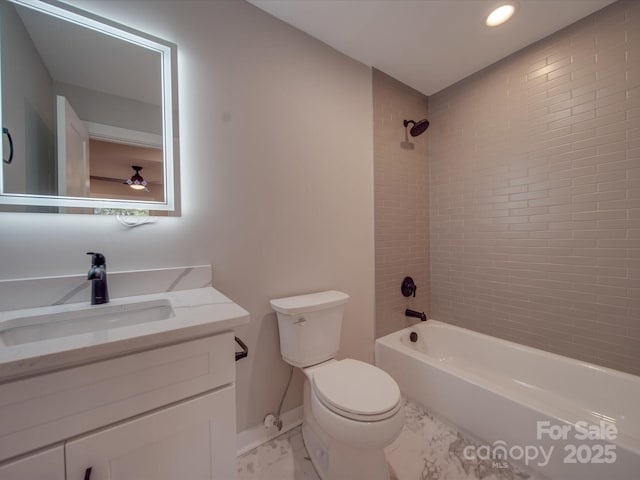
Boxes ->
[270,291,350,368]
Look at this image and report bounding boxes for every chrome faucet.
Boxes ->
[87,252,109,305]
[405,309,427,321]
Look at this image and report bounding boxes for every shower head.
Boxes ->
[403,119,430,137]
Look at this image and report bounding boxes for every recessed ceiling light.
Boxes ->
[485,4,516,27]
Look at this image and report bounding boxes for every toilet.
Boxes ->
[270,290,404,480]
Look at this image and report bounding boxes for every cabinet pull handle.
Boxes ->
[84,467,92,480]
[235,336,248,361]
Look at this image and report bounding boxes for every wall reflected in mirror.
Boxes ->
[0,0,177,213]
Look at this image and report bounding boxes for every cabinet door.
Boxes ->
[0,445,64,480]
[66,387,236,480]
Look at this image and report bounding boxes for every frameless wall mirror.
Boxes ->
[0,0,179,214]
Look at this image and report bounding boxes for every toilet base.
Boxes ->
[302,422,391,480]
[302,421,329,478]
[302,380,392,480]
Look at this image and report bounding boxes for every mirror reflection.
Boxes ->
[0,0,176,212]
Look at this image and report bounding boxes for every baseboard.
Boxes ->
[236,406,304,456]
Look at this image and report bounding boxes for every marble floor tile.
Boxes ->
[238,400,538,480]
[386,401,536,480]
[237,426,320,480]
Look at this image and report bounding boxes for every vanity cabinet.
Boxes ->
[66,388,236,480]
[0,333,238,480]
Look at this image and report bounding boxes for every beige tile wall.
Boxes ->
[373,69,430,338]
[429,0,640,375]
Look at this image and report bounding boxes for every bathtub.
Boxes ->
[375,320,640,480]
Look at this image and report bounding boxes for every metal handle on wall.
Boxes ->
[401,276,417,297]
[235,336,248,361]
[2,127,13,164]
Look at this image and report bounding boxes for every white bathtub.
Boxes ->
[375,320,640,480]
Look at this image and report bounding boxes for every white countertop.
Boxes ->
[0,287,250,383]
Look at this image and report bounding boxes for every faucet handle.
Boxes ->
[87,252,106,266]
[401,276,417,297]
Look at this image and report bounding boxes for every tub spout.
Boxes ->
[405,309,427,321]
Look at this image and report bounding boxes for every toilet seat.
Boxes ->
[311,359,401,422]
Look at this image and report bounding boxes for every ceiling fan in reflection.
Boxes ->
[89,165,151,193]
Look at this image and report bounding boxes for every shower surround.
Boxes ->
[373,69,430,339]
[428,0,640,375]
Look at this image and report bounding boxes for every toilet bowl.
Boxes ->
[308,359,403,447]
[270,291,404,480]
[302,359,404,480]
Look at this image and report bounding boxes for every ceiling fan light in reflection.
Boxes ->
[125,165,148,191]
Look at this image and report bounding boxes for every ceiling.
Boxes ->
[16,3,161,106]
[249,0,615,96]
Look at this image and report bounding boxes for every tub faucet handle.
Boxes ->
[401,277,417,297]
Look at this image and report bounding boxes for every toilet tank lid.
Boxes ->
[270,290,350,315]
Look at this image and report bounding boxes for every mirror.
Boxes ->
[0,0,178,213]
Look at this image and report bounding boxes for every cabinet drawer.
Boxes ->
[0,444,64,480]
[0,332,234,462]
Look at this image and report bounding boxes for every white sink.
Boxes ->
[0,299,174,346]
[0,287,250,382]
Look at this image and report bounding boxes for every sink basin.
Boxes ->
[0,299,174,346]
[0,286,250,383]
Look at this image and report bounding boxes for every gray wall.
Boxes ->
[1,1,55,196]
[0,0,376,432]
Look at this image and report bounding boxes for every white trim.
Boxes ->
[236,406,304,457]
[0,192,170,211]
[11,0,169,53]
[86,122,163,149]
